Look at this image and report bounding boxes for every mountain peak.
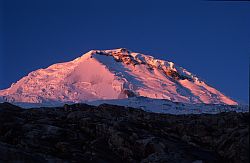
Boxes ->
[94,48,131,56]
[77,48,131,60]
[0,49,237,105]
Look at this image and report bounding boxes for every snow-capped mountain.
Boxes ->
[0,48,237,105]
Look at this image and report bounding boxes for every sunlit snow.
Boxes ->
[0,48,237,107]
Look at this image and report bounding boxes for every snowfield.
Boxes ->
[6,97,249,115]
[87,97,248,115]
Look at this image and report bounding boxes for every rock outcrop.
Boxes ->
[0,102,248,162]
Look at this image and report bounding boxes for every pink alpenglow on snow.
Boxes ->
[0,48,237,105]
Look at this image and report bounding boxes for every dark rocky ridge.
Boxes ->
[0,102,248,162]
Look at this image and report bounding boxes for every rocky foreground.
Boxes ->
[0,102,248,163]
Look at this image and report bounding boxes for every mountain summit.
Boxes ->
[0,48,237,105]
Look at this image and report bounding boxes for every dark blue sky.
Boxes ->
[1,0,249,103]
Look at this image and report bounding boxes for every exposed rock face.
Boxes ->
[0,102,248,162]
[97,48,193,81]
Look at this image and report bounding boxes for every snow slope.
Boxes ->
[8,97,248,115]
[0,48,237,105]
[87,97,248,115]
